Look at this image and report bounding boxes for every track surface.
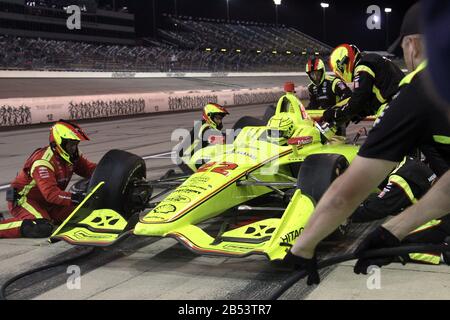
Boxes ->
[0,76,308,99]
[0,102,380,300]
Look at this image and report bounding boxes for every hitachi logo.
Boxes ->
[280,227,304,243]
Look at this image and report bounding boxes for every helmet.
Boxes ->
[202,103,229,130]
[266,113,295,145]
[49,120,89,164]
[329,44,361,83]
[306,58,326,85]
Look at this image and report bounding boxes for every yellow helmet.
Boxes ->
[266,113,295,145]
[329,44,361,83]
[49,120,89,164]
[202,103,229,130]
[306,58,326,85]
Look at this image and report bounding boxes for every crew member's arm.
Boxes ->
[383,170,450,240]
[291,156,396,258]
[73,154,97,179]
[31,163,73,206]
[332,78,353,101]
[323,69,376,124]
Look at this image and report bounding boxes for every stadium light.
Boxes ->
[205,48,212,52]
[236,49,241,53]
[257,50,262,53]
[385,8,392,50]
[272,50,278,54]
[320,3,329,42]
[286,51,292,54]
[273,0,281,27]
[221,48,227,52]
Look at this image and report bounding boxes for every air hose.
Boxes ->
[0,247,95,300]
[269,243,449,300]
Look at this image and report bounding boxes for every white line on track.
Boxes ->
[0,151,176,191]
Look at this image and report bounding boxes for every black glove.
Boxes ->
[354,226,406,274]
[283,250,320,285]
[322,106,347,125]
[71,192,85,205]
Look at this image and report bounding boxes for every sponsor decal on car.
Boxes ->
[165,195,192,203]
[280,227,304,243]
[154,204,177,214]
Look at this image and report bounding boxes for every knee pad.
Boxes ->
[20,219,54,238]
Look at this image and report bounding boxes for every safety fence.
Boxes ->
[0,86,310,128]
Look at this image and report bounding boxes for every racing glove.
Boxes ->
[353,226,406,275]
[321,106,348,125]
[283,250,320,285]
[71,192,85,205]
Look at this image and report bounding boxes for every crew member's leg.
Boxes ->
[0,200,52,238]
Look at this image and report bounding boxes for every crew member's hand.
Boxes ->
[322,106,346,125]
[283,250,320,285]
[354,226,406,274]
[71,192,85,205]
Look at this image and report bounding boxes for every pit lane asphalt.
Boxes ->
[0,101,380,300]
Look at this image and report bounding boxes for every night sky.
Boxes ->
[115,0,418,51]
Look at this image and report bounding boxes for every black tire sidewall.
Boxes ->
[297,154,349,203]
[88,149,146,219]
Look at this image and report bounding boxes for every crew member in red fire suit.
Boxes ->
[0,120,96,238]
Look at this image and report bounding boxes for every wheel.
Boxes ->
[297,153,349,203]
[232,116,265,131]
[262,104,276,123]
[69,178,89,195]
[297,154,349,240]
[88,149,148,219]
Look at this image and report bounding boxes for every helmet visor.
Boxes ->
[308,70,324,85]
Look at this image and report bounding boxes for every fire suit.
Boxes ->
[324,53,405,124]
[0,146,96,238]
[351,157,450,264]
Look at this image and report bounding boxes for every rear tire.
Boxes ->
[232,116,265,131]
[262,104,276,123]
[88,149,147,220]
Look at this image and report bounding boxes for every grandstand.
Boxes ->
[0,1,332,72]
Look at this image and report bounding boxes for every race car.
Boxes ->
[50,104,360,261]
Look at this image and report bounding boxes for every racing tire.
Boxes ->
[297,153,349,202]
[232,116,265,131]
[88,149,147,220]
[262,104,276,123]
[297,154,349,240]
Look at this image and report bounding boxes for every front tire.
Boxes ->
[88,149,147,219]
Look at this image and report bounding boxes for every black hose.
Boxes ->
[269,243,449,300]
[0,247,95,300]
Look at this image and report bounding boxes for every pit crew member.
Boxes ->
[322,43,404,126]
[1,120,96,238]
[175,103,229,174]
[306,57,352,110]
[284,3,450,284]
